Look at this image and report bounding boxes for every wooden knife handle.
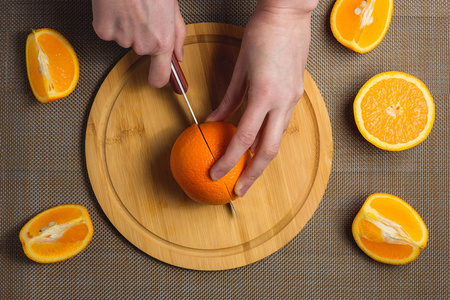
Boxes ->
[169,53,188,94]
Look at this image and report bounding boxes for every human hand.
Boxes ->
[206,0,318,197]
[92,0,186,87]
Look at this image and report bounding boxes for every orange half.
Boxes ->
[330,0,393,53]
[352,193,428,265]
[19,204,93,263]
[354,71,434,151]
[26,28,79,103]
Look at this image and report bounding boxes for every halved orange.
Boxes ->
[26,28,79,103]
[354,71,434,151]
[19,204,93,263]
[352,193,428,265]
[330,0,393,53]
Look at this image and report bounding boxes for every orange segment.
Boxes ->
[352,193,428,265]
[359,237,414,260]
[354,72,434,151]
[358,219,384,242]
[26,28,79,103]
[36,33,76,93]
[27,38,47,98]
[370,196,424,241]
[331,0,393,53]
[27,206,83,237]
[19,204,93,263]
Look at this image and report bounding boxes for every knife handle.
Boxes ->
[169,53,188,95]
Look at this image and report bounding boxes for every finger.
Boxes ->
[210,102,267,181]
[112,8,133,48]
[92,1,116,41]
[115,29,133,49]
[173,2,187,61]
[283,104,295,132]
[250,116,268,154]
[148,52,173,88]
[250,127,262,154]
[92,21,115,41]
[234,111,285,197]
[205,57,247,122]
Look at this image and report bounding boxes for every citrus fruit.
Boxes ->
[19,204,93,263]
[170,122,251,205]
[352,193,428,265]
[26,28,79,103]
[354,71,434,151]
[330,0,393,53]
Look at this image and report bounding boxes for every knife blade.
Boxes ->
[169,53,238,218]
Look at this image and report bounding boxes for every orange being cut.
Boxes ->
[330,0,393,53]
[26,28,79,103]
[354,71,434,151]
[352,193,428,265]
[19,204,93,263]
[170,122,251,205]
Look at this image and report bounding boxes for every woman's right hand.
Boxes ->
[92,0,187,87]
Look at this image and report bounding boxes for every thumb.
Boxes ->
[148,52,172,88]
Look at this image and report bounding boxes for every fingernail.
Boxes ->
[237,185,250,197]
[211,170,225,181]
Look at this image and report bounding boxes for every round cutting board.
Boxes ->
[86,23,333,270]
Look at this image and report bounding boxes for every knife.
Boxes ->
[169,53,239,218]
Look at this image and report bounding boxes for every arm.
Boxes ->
[92,0,186,87]
[207,0,319,196]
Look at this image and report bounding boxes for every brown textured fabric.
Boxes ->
[1,0,448,298]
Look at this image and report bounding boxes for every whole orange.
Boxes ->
[170,122,251,205]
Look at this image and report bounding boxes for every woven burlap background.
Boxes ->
[1,0,448,298]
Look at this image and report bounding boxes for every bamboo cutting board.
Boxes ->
[85,23,333,270]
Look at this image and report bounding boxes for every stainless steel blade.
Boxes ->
[171,62,238,217]
[171,63,198,125]
[222,181,239,219]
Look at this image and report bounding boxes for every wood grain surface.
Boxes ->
[85,23,333,270]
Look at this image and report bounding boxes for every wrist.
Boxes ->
[256,0,318,20]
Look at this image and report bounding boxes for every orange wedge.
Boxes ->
[19,204,93,263]
[330,0,393,53]
[354,71,434,151]
[26,28,79,103]
[352,193,428,265]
